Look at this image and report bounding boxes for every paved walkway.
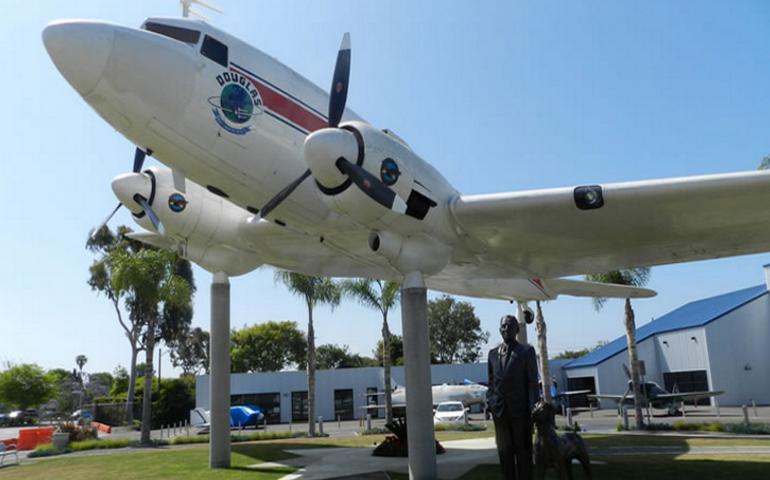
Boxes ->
[244,437,770,480]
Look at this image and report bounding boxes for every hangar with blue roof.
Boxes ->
[561,266,770,407]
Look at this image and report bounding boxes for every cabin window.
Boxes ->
[201,35,229,67]
[143,22,200,45]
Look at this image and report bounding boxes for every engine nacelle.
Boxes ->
[306,122,444,231]
[368,230,450,276]
[112,167,261,276]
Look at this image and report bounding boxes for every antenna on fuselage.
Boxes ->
[180,0,223,19]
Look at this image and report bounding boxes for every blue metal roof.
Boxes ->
[564,284,767,369]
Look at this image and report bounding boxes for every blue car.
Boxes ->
[229,405,265,428]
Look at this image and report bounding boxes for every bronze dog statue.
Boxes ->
[532,401,592,480]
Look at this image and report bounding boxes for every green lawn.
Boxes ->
[1,433,769,480]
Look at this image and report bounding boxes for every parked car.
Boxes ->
[8,409,38,426]
[433,401,468,424]
[0,413,8,427]
[70,409,94,421]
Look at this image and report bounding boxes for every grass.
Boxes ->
[3,432,770,480]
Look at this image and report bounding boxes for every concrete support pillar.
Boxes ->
[209,272,231,468]
[516,301,529,344]
[401,271,437,480]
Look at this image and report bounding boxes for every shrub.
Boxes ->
[360,427,391,435]
[170,430,304,445]
[57,421,98,442]
[725,423,770,435]
[615,421,626,432]
[70,439,131,451]
[434,423,487,432]
[28,444,71,458]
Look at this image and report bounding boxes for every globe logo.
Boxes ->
[220,84,253,124]
[380,158,401,186]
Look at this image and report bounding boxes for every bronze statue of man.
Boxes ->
[487,314,540,480]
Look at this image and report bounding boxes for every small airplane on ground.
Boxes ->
[589,366,724,416]
[365,381,488,413]
[190,405,265,431]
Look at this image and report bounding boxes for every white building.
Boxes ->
[563,265,770,407]
[196,363,487,424]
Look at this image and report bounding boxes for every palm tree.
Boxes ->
[276,272,341,435]
[585,268,651,430]
[341,279,400,423]
[533,302,552,403]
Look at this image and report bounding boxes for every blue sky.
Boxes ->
[1,1,769,377]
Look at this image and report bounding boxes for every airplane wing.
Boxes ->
[452,170,770,278]
[588,394,629,403]
[554,389,592,398]
[655,390,725,402]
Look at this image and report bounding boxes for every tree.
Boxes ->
[585,268,651,430]
[553,340,609,360]
[758,155,770,170]
[168,327,210,375]
[86,226,145,423]
[111,366,130,396]
[316,344,378,369]
[276,272,341,436]
[427,295,490,364]
[341,279,400,423]
[533,301,552,403]
[0,364,56,410]
[111,247,193,444]
[48,368,80,414]
[75,355,88,380]
[374,334,404,367]
[86,372,114,400]
[231,321,306,373]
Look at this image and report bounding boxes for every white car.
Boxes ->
[433,401,468,424]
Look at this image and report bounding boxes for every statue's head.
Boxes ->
[499,315,519,343]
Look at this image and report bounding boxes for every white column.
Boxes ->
[400,271,437,480]
[209,272,231,468]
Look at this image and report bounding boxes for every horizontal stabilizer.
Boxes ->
[546,278,656,299]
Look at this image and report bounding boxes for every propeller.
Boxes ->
[336,157,407,214]
[134,194,165,236]
[255,33,352,220]
[255,32,409,221]
[89,147,164,238]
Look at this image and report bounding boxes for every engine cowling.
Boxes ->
[111,167,261,276]
[368,230,450,276]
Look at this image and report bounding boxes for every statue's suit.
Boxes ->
[487,341,540,480]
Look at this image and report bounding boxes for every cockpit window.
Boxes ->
[143,22,200,45]
[201,35,228,68]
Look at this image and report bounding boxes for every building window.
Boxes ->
[366,387,379,419]
[230,392,281,424]
[292,391,308,422]
[566,376,597,408]
[142,22,200,45]
[201,35,228,67]
[663,370,710,406]
[334,389,354,421]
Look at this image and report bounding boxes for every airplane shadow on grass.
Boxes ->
[463,435,770,480]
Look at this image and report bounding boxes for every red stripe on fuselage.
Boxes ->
[230,66,327,134]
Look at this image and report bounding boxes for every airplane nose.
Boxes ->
[111,172,153,214]
[43,20,115,95]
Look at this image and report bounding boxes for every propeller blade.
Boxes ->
[327,33,351,128]
[134,194,165,236]
[89,202,123,239]
[257,169,312,220]
[335,157,407,214]
[132,148,146,173]
[622,363,632,380]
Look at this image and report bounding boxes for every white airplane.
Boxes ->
[42,17,770,300]
[42,15,770,476]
